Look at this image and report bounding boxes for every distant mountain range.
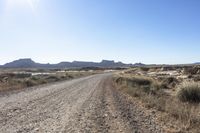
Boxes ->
[194,62,200,65]
[0,58,144,68]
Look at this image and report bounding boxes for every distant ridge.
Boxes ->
[0,58,143,68]
[194,62,200,65]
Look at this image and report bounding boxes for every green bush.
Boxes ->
[177,82,200,103]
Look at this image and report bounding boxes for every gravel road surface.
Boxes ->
[0,73,163,133]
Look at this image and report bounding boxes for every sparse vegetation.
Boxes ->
[0,69,98,92]
[114,75,163,96]
[177,82,200,103]
[160,76,178,89]
[114,66,200,132]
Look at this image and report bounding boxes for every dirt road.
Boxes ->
[0,73,163,133]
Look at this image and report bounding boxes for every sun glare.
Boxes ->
[5,0,40,13]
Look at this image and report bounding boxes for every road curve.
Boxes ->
[0,73,162,133]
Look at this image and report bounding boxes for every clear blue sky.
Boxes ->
[0,0,200,65]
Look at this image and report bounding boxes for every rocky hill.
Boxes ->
[0,58,137,68]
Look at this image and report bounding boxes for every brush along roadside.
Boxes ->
[113,74,200,133]
[0,71,97,92]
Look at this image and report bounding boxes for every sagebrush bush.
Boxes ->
[177,82,200,103]
[126,76,152,86]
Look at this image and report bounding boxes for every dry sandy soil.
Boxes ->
[0,73,163,133]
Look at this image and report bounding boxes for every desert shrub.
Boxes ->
[161,66,175,71]
[0,73,15,79]
[24,80,36,87]
[126,76,152,87]
[115,77,123,84]
[61,76,66,79]
[151,81,162,90]
[177,82,200,103]
[14,73,31,78]
[65,73,74,79]
[140,67,150,72]
[125,86,143,97]
[0,73,31,79]
[114,74,200,132]
[45,75,60,82]
[143,95,166,111]
[165,99,200,131]
[31,76,39,81]
[115,76,163,95]
[161,77,178,89]
[192,75,200,82]
[165,99,191,121]
[38,79,47,84]
[124,68,137,74]
[183,66,200,75]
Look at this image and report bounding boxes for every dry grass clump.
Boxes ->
[0,73,31,81]
[113,74,200,132]
[139,67,150,72]
[165,99,200,132]
[160,77,179,89]
[177,82,200,103]
[114,75,166,110]
[143,94,166,111]
[114,75,163,96]
[126,76,152,86]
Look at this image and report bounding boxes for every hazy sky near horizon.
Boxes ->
[0,0,200,65]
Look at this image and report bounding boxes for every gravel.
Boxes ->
[0,73,164,133]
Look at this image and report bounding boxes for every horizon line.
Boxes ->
[0,58,199,66]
